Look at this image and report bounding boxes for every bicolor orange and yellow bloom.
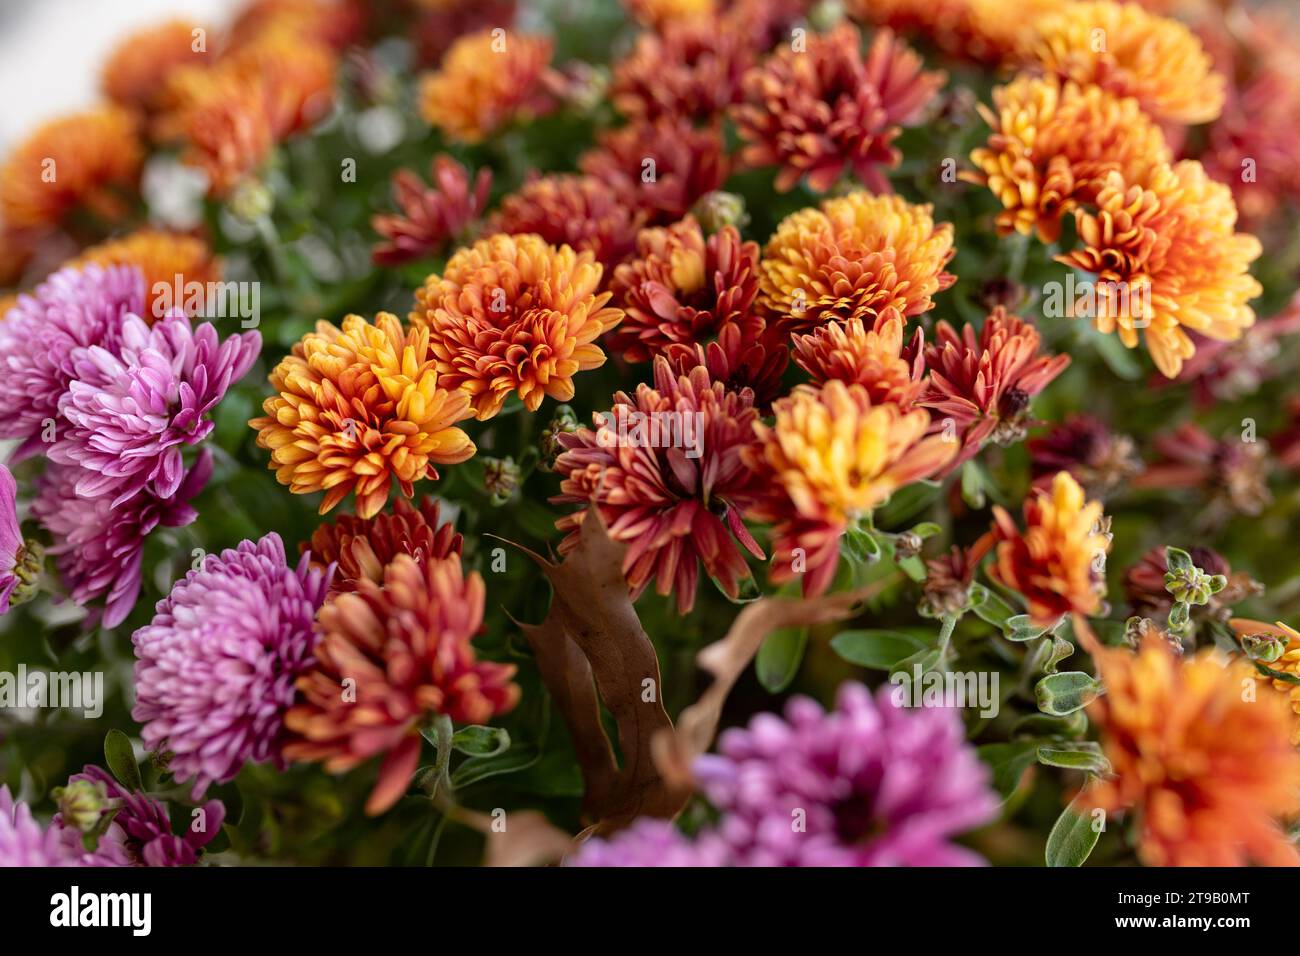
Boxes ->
[745,381,957,596]
[1087,635,1300,867]
[759,190,956,336]
[1021,0,1225,126]
[418,29,554,143]
[1058,160,1262,379]
[250,312,476,518]
[410,233,624,420]
[987,471,1109,624]
[965,74,1170,242]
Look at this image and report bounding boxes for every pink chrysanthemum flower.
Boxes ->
[0,264,144,460]
[0,787,84,867]
[50,310,260,504]
[0,465,19,614]
[132,533,332,796]
[33,453,212,629]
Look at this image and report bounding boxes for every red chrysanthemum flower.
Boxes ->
[733,24,945,192]
[579,116,729,226]
[306,497,463,593]
[284,553,519,815]
[371,156,492,266]
[610,15,756,123]
[663,323,790,411]
[921,308,1071,471]
[551,356,765,613]
[1027,414,1142,499]
[488,174,643,268]
[607,216,763,362]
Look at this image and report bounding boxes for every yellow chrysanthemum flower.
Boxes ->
[250,312,476,518]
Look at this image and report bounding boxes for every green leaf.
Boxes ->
[1043,636,1076,675]
[969,584,1016,629]
[1011,711,1088,738]
[1007,614,1055,642]
[1164,547,1194,574]
[842,525,881,564]
[874,481,940,526]
[451,725,511,758]
[756,626,807,693]
[1045,796,1102,867]
[890,646,942,681]
[830,629,924,670]
[451,745,542,789]
[1036,745,1110,774]
[908,522,941,539]
[103,730,143,793]
[960,460,986,509]
[1167,601,1190,632]
[1035,671,1102,716]
[977,741,1040,801]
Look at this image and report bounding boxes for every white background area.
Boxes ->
[0,0,237,150]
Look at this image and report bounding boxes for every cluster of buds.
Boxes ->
[1163,546,1226,635]
[538,405,580,472]
[482,457,522,505]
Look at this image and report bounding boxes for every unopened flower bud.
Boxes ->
[53,778,109,833]
[539,405,580,471]
[483,456,521,505]
[1164,564,1223,607]
[229,179,274,224]
[691,191,749,235]
[893,531,923,561]
[9,538,44,609]
[1242,632,1286,663]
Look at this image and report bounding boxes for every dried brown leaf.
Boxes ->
[501,507,680,833]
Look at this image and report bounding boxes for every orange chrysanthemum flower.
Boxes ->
[744,381,957,596]
[417,29,554,143]
[607,216,763,362]
[579,116,729,226]
[791,308,925,406]
[987,471,1109,625]
[921,307,1071,467]
[161,69,275,194]
[733,24,945,193]
[488,174,643,268]
[551,357,765,614]
[70,228,221,320]
[1057,160,1262,379]
[410,233,624,420]
[101,19,214,112]
[1087,635,1300,867]
[1229,619,1300,746]
[284,552,519,815]
[759,190,956,336]
[218,26,339,139]
[622,0,715,28]
[0,107,143,232]
[250,312,476,518]
[229,0,364,50]
[306,497,463,593]
[965,74,1170,242]
[1022,0,1225,126]
[610,15,755,123]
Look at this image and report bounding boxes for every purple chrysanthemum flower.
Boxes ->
[32,451,212,629]
[567,819,732,867]
[693,683,998,866]
[132,533,333,797]
[50,310,260,504]
[0,464,19,613]
[0,264,143,460]
[0,786,84,867]
[59,767,223,867]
